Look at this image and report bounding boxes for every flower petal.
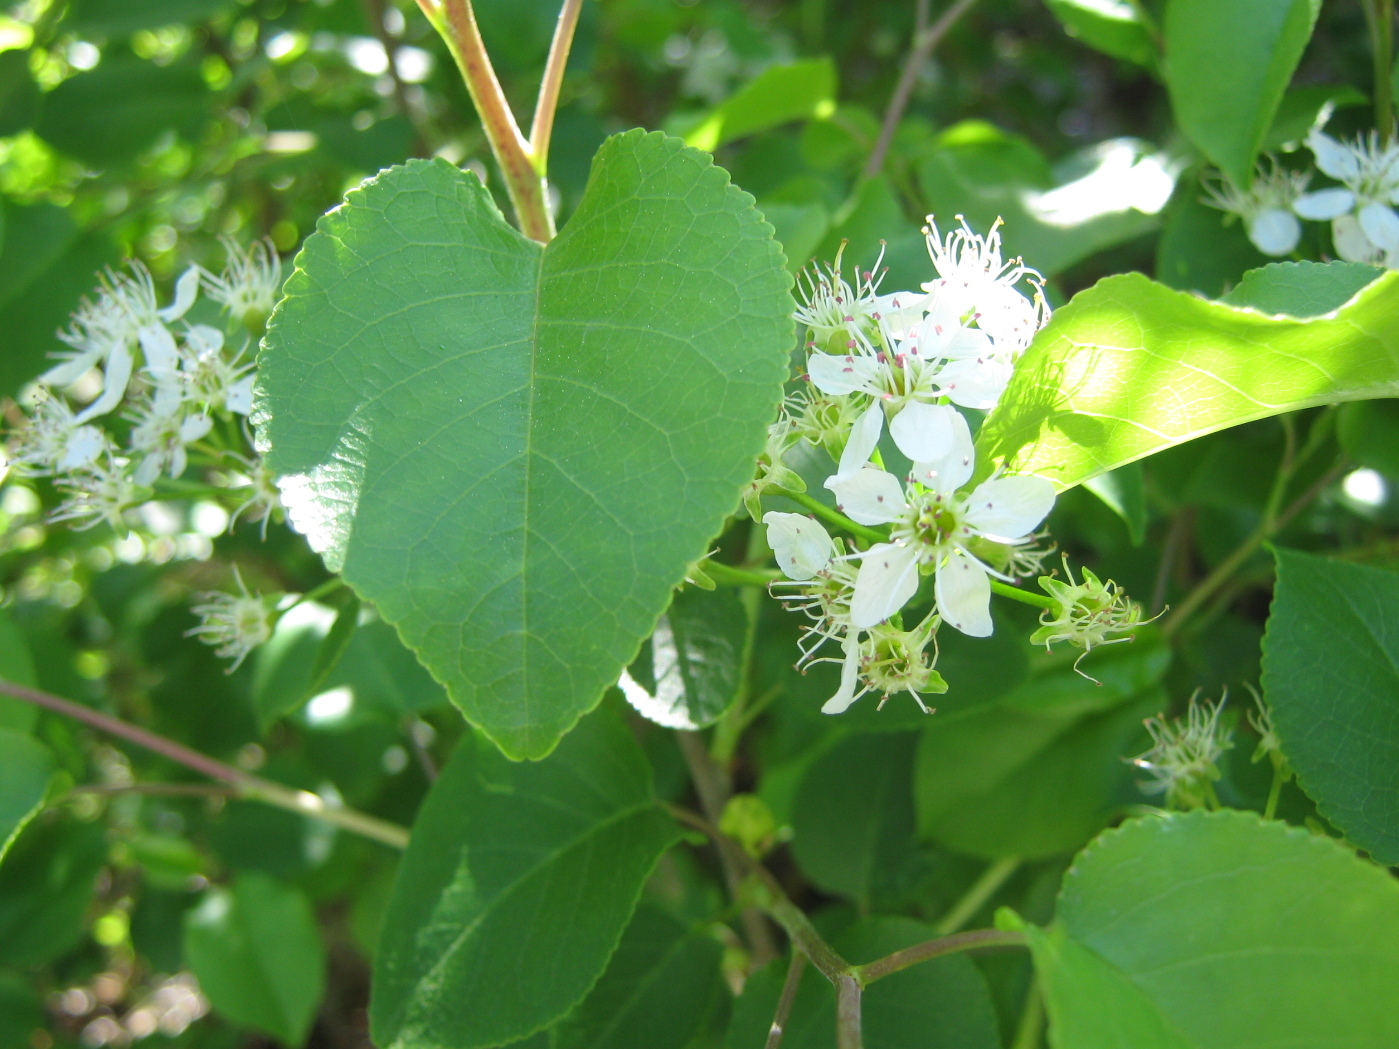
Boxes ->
[906,409,975,494]
[964,474,1056,541]
[888,401,957,463]
[1359,201,1399,253]
[1293,187,1354,220]
[763,511,834,580]
[821,634,864,714]
[158,266,201,322]
[837,402,884,478]
[807,351,877,396]
[935,554,992,636]
[937,356,1013,411]
[825,467,906,526]
[1333,214,1383,264]
[850,542,921,628]
[871,290,927,338]
[1247,209,1300,257]
[74,343,134,423]
[1307,128,1360,183]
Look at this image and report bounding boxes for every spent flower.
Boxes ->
[1133,693,1234,809]
[1031,557,1148,679]
[185,568,279,671]
[1202,160,1309,256]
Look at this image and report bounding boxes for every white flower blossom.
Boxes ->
[50,454,144,531]
[7,392,110,475]
[202,237,283,329]
[1202,161,1309,256]
[1295,127,1399,265]
[825,404,1055,636]
[185,567,278,671]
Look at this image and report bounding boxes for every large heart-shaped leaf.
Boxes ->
[257,130,793,758]
[976,269,1399,491]
[1023,810,1399,1047]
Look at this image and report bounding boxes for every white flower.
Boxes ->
[1202,161,1308,256]
[203,237,283,329]
[127,389,214,486]
[922,216,1047,348]
[1295,128,1399,264]
[180,324,255,416]
[825,404,1055,636]
[45,262,199,422]
[51,454,143,531]
[185,567,278,671]
[6,391,111,476]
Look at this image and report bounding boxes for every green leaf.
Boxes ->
[257,131,792,759]
[790,732,924,906]
[183,873,327,1046]
[1220,259,1383,317]
[306,596,361,704]
[915,639,1168,859]
[35,57,213,166]
[1261,549,1399,863]
[1026,810,1399,1047]
[0,50,40,138]
[553,904,724,1049]
[916,123,1166,277]
[0,729,53,864]
[727,917,1002,1049]
[1338,398,1399,478]
[370,707,684,1049]
[0,199,118,400]
[251,601,338,730]
[324,618,449,718]
[1163,0,1321,187]
[63,0,234,36]
[1045,0,1156,67]
[1262,83,1368,151]
[1082,462,1146,545]
[976,271,1399,491]
[0,606,39,732]
[684,59,836,151]
[0,818,107,966]
[620,586,747,730]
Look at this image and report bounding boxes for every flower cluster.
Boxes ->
[1206,123,1399,264]
[3,240,282,532]
[752,217,1097,715]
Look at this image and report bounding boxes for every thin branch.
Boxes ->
[668,804,849,982]
[704,561,783,588]
[69,783,235,798]
[436,0,554,240]
[362,0,431,155]
[989,580,1056,612]
[676,734,780,966]
[1161,457,1347,638]
[764,951,808,1049]
[0,679,411,850]
[863,0,981,179]
[933,856,1021,935]
[1010,977,1044,1049]
[856,928,1027,984]
[835,976,863,1049]
[528,0,584,176]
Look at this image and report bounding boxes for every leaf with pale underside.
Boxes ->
[256,130,793,759]
[976,270,1399,491]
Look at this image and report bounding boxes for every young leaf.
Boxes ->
[183,873,327,1046]
[1163,0,1321,187]
[370,707,683,1049]
[684,58,837,151]
[1261,549,1399,863]
[552,904,724,1049]
[916,639,1169,859]
[0,729,53,864]
[1045,0,1157,67]
[976,271,1399,491]
[257,130,793,759]
[1025,810,1399,1046]
[728,917,1002,1049]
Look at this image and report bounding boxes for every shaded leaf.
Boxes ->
[1261,549,1399,863]
[0,818,106,966]
[0,606,39,732]
[370,708,683,1049]
[685,59,837,151]
[1045,0,1156,67]
[0,729,53,864]
[1220,260,1383,317]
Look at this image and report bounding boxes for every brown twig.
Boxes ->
[856,928,1027,984]
[863,0,981,179]
[835,976,863,1049]
[764,951,808,1049]
[0,678,410,849]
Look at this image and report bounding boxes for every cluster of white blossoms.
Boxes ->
[3,238,282,532]
[1206,122,1399,264]
[750,217,1133,715]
